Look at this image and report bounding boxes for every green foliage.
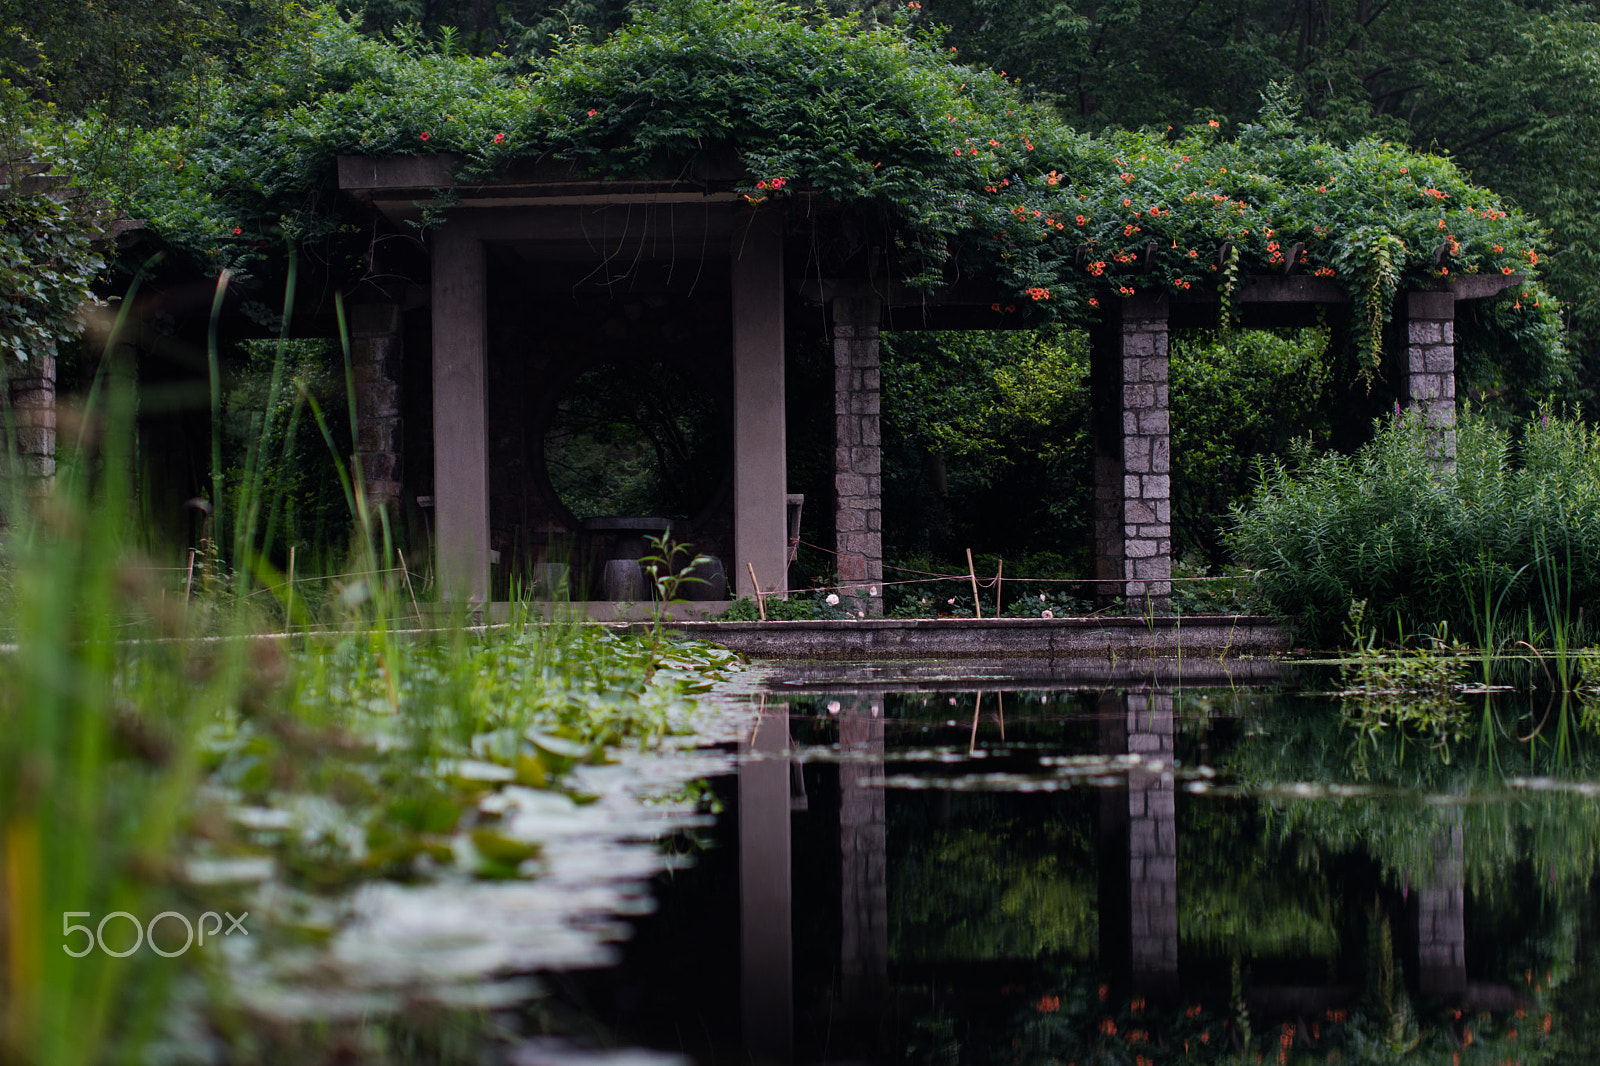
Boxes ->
[223,337,353,560]
[882,327,1091,559]
[0,184,102,365]
[1170,328,1330,561]
[1340,601,1473,748]
[112,1,1560,383]
[1231,409,1600,646]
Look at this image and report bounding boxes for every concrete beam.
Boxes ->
[731,211,789,599]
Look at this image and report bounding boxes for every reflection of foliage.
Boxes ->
[1219,695,1600,927]
[544,360,724,520]
[891,799,1095,962]
[1179,798,1339,960]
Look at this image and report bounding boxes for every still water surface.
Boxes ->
[534,662,1600,1065]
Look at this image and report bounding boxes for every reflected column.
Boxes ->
[1126,691,1179,1001]
[839,694,888,1007]
[1100,689,1179,1002]
[1416,822,1466,1000]
[741,700,793,1062]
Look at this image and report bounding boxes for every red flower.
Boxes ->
[232,227,242,235]
[770,176,786,189]
[1208,119,1220,128]
[493,133,505,143]
[419,132,430,141]
[1088,296,1099,307]
[587,109,598,117]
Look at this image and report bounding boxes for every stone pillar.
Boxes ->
[1406,291,1457,465]
[740,701,793,1062]
[1091,293,1172,613]
[349,304,403,511]
[9,354,56,484]
[838,694,887,1007]
[731,212,789,600]
[831,290,883,612]
[1126,691,1179,1002]
[431,223,490,606]
[1416,823,1466,1000]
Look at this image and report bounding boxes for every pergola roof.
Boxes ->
[338,153,1522,331]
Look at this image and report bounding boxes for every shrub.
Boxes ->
[1230,409,1600,646]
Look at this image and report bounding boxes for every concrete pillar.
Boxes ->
[1416,822,1466,1000]
[831,291,883,613]
[1126,691,1179,1002]
[740,701,793,1062]
[9,354,56,485]
[349,304,403,511]
[731,212,789,600]
[1405,291,1456,466]
[431,224,490,605]
[838,694,887,1007]
[1091,293,1172,613]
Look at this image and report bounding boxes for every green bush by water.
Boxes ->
[1232,409,1600,648]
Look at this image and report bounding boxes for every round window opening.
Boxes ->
[541,359,730,523]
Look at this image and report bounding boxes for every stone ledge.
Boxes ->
[665,614,1286,660]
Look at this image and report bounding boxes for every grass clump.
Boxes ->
[1231,408,1600,649]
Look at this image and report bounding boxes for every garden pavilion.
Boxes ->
[334,153,1519,614]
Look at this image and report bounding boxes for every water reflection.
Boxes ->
[739,697,792,1061]
[579,673,1600,1065]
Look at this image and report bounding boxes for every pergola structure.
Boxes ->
[337,155,1519,613]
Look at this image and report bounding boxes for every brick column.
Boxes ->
[349,304,404,511]
[1126,691,1178,1002]
[1417,823,1466,999]
[9,354,57,485]
[1406,291,1456,466]
[831,290,883,613]
[1092,293,1171,613]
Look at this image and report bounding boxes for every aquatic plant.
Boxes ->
[0,307,744,1063]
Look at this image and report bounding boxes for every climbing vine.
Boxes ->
[123,0,1559,381]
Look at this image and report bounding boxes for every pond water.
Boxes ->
[517,661,1600,1065]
